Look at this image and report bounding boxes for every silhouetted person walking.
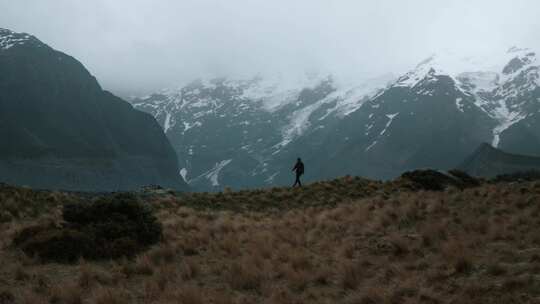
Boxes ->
[292,158,304,187]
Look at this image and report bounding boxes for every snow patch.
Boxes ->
[365,140,378,151]
[318,75,393,119]
[0,29,33,50]
[239,74,324,112]
[491,100,527,147]
[276,102,322,148]
[179,168,188,183]
[204,159,232,187]
[455,98,464,112]
[457,72,499,94]
[365,113,398,151]
[163,113,173,133]
[265,172,279,184]
[183,121,202,134]
[380,113,399,135]
[364,125,373,135]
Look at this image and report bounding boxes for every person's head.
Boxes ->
[297,157,301,162]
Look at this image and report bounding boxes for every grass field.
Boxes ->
[1,175,539,303]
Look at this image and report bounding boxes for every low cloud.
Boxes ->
[1,0,539,96]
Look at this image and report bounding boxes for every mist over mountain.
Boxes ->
[2,1,540,191]
[3,3,540,304]
[2,24,540,192]
[3,0,540,95]
[132,47,540,190]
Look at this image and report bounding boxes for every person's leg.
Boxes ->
[298,174,302,187]
[293,174,300,187]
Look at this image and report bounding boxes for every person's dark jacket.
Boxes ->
[293,161,304,175]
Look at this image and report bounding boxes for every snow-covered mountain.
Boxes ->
[393,47,540,148]
[0,28,37,49]
[132,48,540,191]
[132,74,392,190]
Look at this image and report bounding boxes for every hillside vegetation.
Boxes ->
[0,172,539,303]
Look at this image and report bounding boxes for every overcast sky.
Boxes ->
[1,0,540,96]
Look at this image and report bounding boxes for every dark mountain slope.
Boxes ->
[458,143,540,177]
[132,48,540,191]
[310,73,495,180]
[0,28,187,191]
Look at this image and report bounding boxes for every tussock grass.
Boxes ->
[1,178,540,303]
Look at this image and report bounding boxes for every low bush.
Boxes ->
[401,169,481,191]
[13,227,93,262]
[448,169,482,188]
[492,170,540,183]
[401,170,459,191]
[14,193,162,263]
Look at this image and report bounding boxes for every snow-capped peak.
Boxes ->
[393,48,539,90]
[0,28,36,50]
[235,73,330,111]
[494,48,539,99]
[133,73,391,122]
[387,47,540,149]
[396,51,495,88]
[501,48,537,76]
[507,46,532,55]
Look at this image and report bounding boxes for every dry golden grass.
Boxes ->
[1,179,540,303]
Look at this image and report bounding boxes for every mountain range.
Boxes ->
[132,48,540,191]
[0,28,188,191]
[3,27,539,192]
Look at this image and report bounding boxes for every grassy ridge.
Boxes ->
[0,174,540,303]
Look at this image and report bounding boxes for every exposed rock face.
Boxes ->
[0,28,188,191]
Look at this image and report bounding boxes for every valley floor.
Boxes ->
[1,177,540,303]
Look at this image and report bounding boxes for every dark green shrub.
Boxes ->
[400,169,481,191]
[492,170,540,183]
[14,193,162,263]
[64,193,162,247]
[401,170,458,191]
[13,227,93,263]
[448,169,481,188]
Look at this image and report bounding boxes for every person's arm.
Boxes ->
[292,163,297,171]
